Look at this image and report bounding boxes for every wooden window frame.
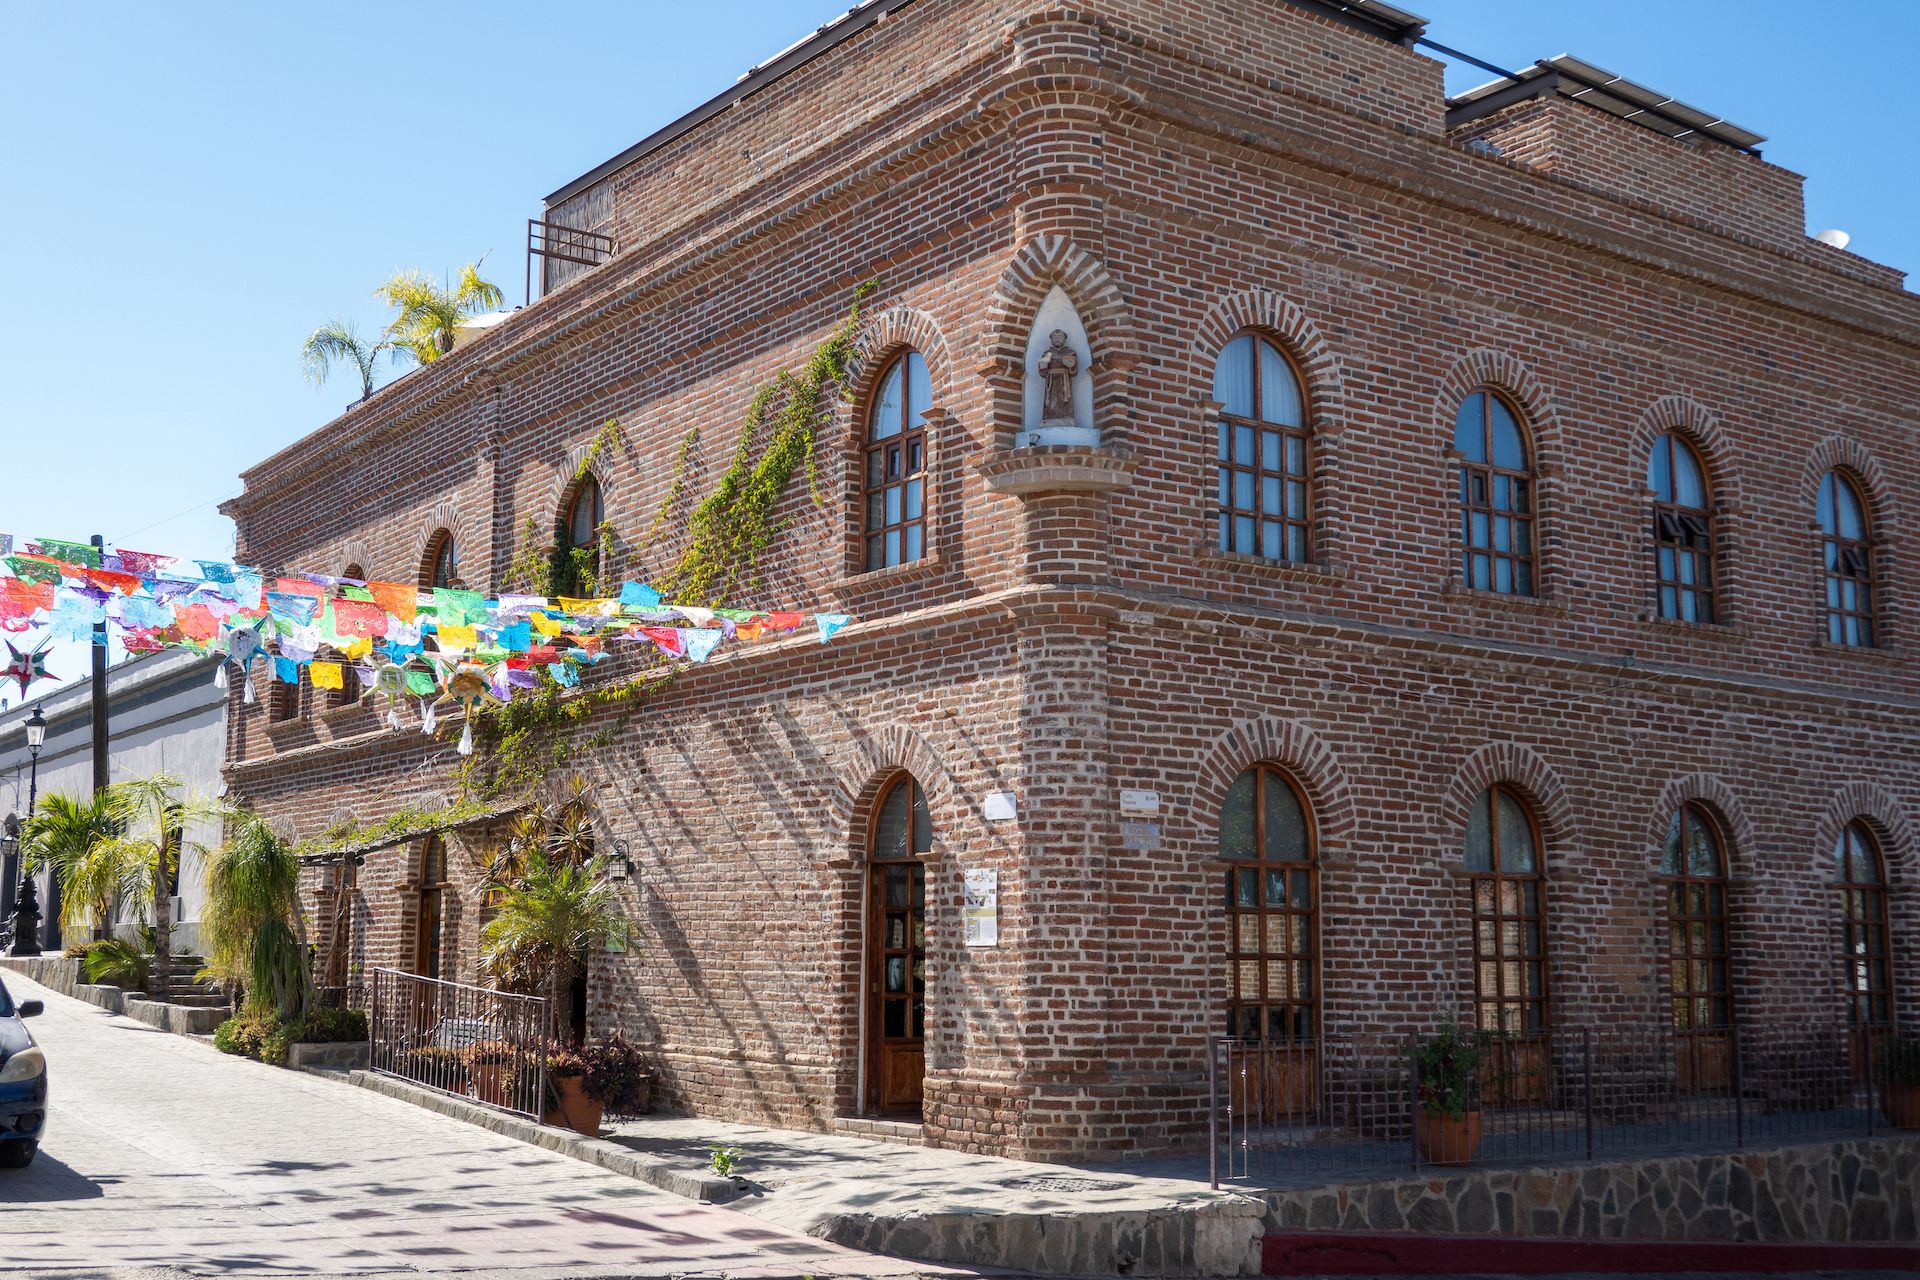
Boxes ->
[563,475,605,579]
[1819,471,1877,647]
[861,351,929,573]
[1662,802,1734,1035]
[1836,821,1894,1030]
[1455,389,1536,597]
[267,666,303,724]
[425,531,459,591]
[1214,333,1313,564]
[864,773,929,1116]
[1650,435,1717,624]
[1466,785,1550,1036]
[1220,764,1318,1045]
[415,835,448,982]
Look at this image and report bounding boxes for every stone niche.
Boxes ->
[1021,285,1097,448]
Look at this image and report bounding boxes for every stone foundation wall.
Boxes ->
[1261,1138,1918,1243]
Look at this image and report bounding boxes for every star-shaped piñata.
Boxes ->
[3,640,57,699]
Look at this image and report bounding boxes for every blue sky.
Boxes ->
[2,1,1913,685]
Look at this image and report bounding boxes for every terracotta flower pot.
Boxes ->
[1883,1082,1920,1130]
[544,1075,603,1138]
[1416,1110,1482,1166]
[470,1061,511,1107]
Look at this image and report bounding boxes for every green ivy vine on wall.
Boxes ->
[454,282,878,804]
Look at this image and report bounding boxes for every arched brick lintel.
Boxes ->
[1643,772,1762,878]
[1438,741,1577,868]
[1188,288,1348,428]
[1189,716,1358,858]
[831,722,957,863]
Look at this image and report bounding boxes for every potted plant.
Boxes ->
[540,1045,600,1137]
[464,1040,517,1107]
[581,1031,653,1117]
[405,1044,468,1094]
[1877,1034,1920,1130]
[1414,1021,1486,1166]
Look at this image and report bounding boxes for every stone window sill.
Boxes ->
[1440,578,1571,616]
[832,554,948,599]
[1637,614,1748,642]
[1813,639,1904,665]
[1197,544,1351,586]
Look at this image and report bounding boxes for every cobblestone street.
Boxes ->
[0,974,953,1279]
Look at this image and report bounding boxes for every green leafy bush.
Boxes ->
[213,1012,288,1064]
[293,1007,366,1044]
[1414,1021,1486,1120]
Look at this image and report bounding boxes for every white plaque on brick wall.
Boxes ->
[1121,821,1162,851]
[1119,788,1160,814]
[982,791,1018,822]
[963,868,999,947]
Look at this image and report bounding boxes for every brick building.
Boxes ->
[223,0,1916,1161]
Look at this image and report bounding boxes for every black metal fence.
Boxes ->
[368,967,549,1122]
[1210,1021,1905,1189]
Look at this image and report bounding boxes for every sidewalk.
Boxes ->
[597,1113,1262,1277]
[348,1071,1264,1277]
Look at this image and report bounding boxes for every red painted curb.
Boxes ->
[1263,1230,1920,1275]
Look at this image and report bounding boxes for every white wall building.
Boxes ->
[0,649,225,954]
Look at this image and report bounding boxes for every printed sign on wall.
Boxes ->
[963,868,999,947]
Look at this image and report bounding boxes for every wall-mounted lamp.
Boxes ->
[607,838,635,883]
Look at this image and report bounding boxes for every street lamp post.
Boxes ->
[8,707,45,957]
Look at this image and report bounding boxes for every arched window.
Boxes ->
[330,566,366,708]
[1818,471,1875,646]
[865,774,930,1115]
[1649,435,1716,623]
[425,531,459,590]
[863,351,930,572]
[1214,334,1310,562]
[414,835,447,981]
[1454,390,1535,596]
[1662,802,1733,1089]
[1219,764,1316,1044]
[1463,786,1548,1034]
[1836,821,1892,1031]
[566,476,603,558]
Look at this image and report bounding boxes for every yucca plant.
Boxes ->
[377,261,504,365]
[301,318,394,403]
[480,851,622,1043]
[200,811,310,1022]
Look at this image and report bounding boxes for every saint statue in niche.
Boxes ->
[1036,328,1079,424]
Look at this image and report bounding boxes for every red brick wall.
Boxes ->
[224,0,1919,1161]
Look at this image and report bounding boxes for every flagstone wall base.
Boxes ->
[1258,1137,1919,1243]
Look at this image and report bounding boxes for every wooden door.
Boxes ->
[866,858,926,1115]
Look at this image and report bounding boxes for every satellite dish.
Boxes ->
[1814,229,1852,251]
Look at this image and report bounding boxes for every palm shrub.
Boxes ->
[93,775,220,1003]
[480,851,621,1043]
[81,938,149,989]
[24,791,128,941]
[377,262,503,365]
[301,319,394,403]
[201,811,310,1022]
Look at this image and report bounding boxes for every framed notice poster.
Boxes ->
[963,868,999,947]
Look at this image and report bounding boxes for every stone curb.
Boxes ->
[345,1069,739,1203]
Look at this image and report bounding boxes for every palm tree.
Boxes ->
[199,811,309,1021]
[91,775,221,1003]
[376,261,505,365]
[301,319,394,403]
[23,792,127,942]
[480,852,621,1042]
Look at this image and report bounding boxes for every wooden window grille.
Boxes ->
[1219,764,1317,1044]
[1836,822,1893,1029]
[1213,334,1311,562]
[1818,471,1876,646]
[1649,435,1716,623]
[862,352,930,572]
[1454,390,1535,595]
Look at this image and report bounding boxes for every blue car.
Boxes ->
[0,976,46,1169]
